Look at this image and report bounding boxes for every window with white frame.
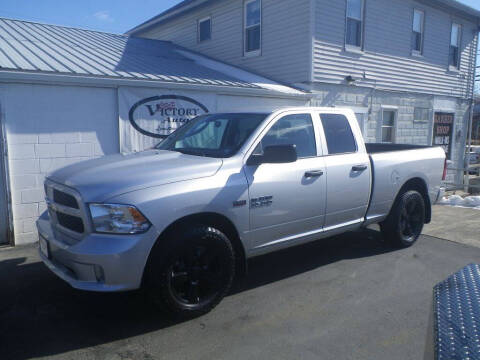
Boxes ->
[411,9,424,54]
[449,23,461,69]
[198,17,211,43]
[346,0,363,48]
[381,110,396,143]
[244,0,261,55]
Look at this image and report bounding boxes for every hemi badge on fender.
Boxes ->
[233,200,247,207]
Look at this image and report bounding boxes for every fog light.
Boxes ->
[94,265,105,282]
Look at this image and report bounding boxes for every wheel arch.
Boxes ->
[395,177,431,223]
[143,212,247,284]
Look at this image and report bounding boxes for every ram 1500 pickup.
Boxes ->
[37,107,446,316]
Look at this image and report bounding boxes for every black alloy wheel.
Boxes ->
[167,243,228,308]
[381,190,425,248]
[399,195,424,242]
[145,226,235,317]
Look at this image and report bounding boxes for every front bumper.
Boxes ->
[36,211,159,292]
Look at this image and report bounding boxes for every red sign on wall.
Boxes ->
[432,112,454,159]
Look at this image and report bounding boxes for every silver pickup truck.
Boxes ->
[37,107,446,316]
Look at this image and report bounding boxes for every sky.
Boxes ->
[0,0,180,34]
[0,0,479,34]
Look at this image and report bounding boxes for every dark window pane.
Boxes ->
[383,111,395,126]
[199,19,211,42]
[346,18,362,47]
[246,25,260,52]
[411,31,422,51]
[320,114,357,154]
[382,128,393,143]
[260,114,316,158]
[449,45,459,67]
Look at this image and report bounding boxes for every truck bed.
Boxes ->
[364,144,445,225]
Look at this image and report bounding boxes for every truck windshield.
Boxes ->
[156,113,267,158]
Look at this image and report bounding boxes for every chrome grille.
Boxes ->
[45,180,87,241]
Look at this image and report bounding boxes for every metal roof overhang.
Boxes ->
[0,70,313,100]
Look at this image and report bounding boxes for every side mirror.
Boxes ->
[247,144,298,165]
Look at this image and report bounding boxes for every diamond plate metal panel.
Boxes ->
[434,264,480,360]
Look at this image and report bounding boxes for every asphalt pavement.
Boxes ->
[1,227,480,360]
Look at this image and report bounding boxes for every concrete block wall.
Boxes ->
[2,84,118,245]
[309,83,470,185]
[310,84,435,143]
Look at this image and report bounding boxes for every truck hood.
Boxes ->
[48,150,223,202]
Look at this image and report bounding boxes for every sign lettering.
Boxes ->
[432,112,454,159]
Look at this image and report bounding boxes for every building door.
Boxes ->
[0,103,9,245]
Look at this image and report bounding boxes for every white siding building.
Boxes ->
[128,0,480,186]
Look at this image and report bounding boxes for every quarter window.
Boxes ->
[346,0,363,48]
[320,114,357,154]
[244,0,261,54]
[411,9,424,54]
[257,114,316,158]
[198,17,211,42]
[449,23,461,69]
[381,110,396,143]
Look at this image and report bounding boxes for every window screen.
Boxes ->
[258,114,316,158]
[320,114,357,154]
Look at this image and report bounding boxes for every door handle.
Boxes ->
[304,170,324,178]
[352,164,368,171]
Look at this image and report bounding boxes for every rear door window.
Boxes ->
[320,113,357,155]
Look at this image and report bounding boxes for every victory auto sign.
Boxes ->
[128,95,209,138]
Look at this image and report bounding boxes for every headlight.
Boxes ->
[89,204,151,234]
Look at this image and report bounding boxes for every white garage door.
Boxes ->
[5,84,118,245]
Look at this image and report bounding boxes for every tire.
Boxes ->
[145,225,235,318]
[381,190,425,248]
